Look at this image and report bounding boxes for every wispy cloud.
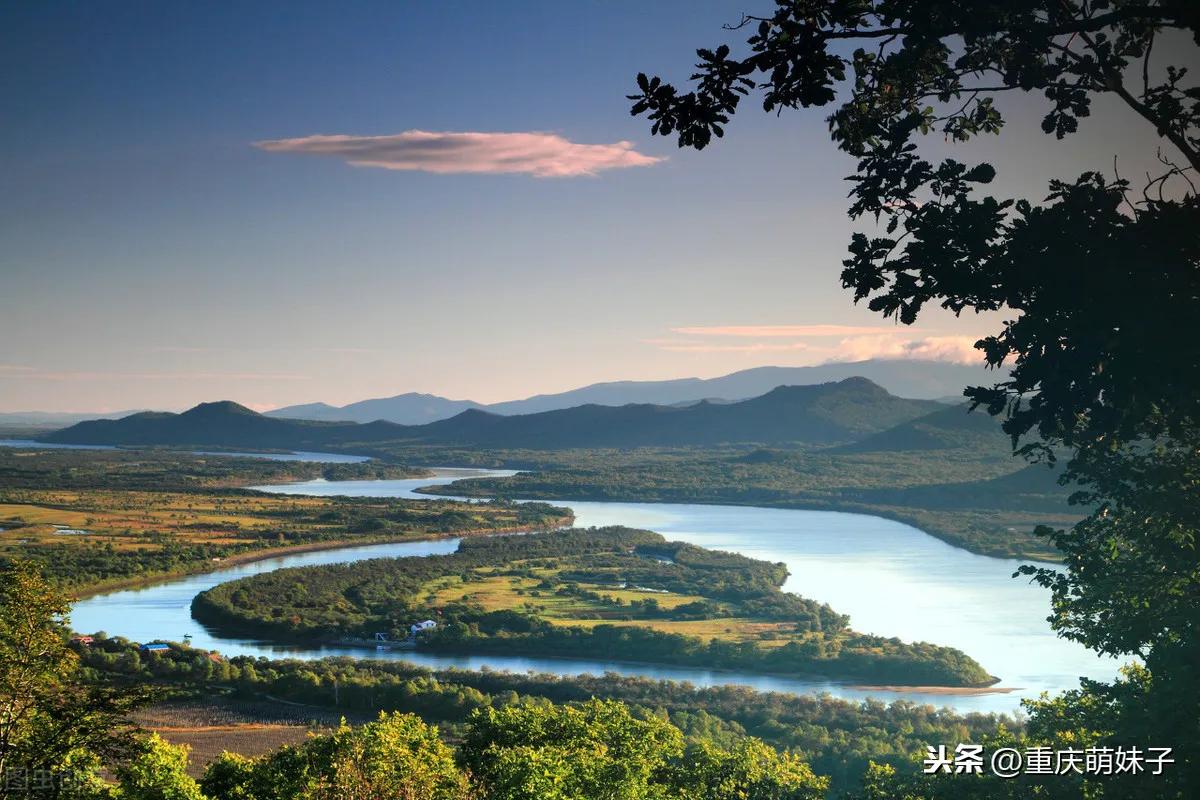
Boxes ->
[648,326,983,365]
[145,346,381,355]
[254,131,664,178]
[0,370,310,382]
[826,334,981,364]
[656,342,814,354]
[0,365,37,372]
[671,325,915,338]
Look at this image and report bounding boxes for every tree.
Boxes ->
[460,699,685,800]
[666,739,828,800]
[0,562,150,799]
[0,561,76,788]
[112,733,204,800]
[460,698,828,800]
[198,712,467,800]
[629,2,1198,797]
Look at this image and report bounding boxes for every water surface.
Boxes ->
[70,470,1122,714]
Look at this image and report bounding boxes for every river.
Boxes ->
[67,467,1124,715]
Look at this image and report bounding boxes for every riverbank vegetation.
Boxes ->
[7,562,843,799]
[74,632,1015,794]
[410,446,1076,560]
[192,527,996,688]
[0,451,570,591]
[0,446,430,492]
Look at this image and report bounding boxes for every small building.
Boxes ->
[70,636,94,647]
[410,620,437,633]
[374,632,389,642]
[139,643,170,654]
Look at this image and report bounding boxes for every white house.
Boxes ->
[410,619,437,633]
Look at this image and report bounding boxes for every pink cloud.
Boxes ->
[254,131,664,178]
[670,325,916,338]
[826,335,982,364]
[648,328,984,365]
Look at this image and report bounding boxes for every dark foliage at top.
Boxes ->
[630,1,1200,795]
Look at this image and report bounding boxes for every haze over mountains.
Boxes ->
[44,378,951,451]
[0,410,150,428]
[264,359,998,425]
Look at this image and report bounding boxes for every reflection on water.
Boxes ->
[0,440,118,450]
[70,469,1122,714]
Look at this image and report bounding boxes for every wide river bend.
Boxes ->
[69,466,1122,715]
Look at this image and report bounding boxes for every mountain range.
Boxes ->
[263,359,1000,425]
[43,378,946,451]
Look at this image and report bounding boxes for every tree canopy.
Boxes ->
[630,2,1199,796]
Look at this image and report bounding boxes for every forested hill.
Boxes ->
[828,402,1012,456]
[44,379,942,450]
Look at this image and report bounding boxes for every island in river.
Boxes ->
[191,526,998,689]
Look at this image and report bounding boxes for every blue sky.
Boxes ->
[0,2,1164,412]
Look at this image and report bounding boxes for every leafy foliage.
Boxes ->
[630,1,1200,795]
[0,562,153,799]
[77,636,1016,794]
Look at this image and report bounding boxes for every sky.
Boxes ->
[0,2,1173,412]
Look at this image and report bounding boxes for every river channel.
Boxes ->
[64,465,1126,715]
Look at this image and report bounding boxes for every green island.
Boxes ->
[191,527,996,688]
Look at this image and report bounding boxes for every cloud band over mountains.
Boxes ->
[254,131,664,177]
[649,325,984,364]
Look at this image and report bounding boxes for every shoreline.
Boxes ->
[69,515,573,602]
[186,631,999,694]
[413,483,1064,564]
[849,684,1022,696]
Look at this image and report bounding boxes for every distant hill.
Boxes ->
[266,393,484,424]
[265,359,1000,424]
[263,401,345,420]
[829,403,1012,455]
[41,401,377,450]
[484,360,999,415]
[844,464,1072,512]
[45,379,942,451]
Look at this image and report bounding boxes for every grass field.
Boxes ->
[131,698,372,778]
[0,483,572,593]
[420,565,804,647]
[0,491,333,551]
[0,490,562,556]
[154,725,316,777]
